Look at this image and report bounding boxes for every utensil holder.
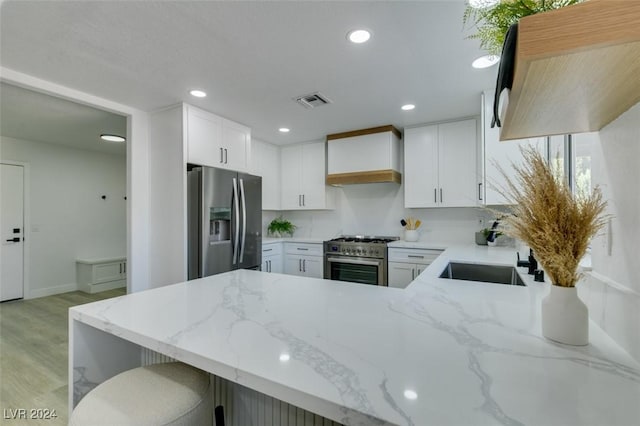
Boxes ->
[405,230,419,242]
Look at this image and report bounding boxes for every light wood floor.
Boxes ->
[0,289,126,426]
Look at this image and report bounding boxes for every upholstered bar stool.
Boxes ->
[70,362,212,426]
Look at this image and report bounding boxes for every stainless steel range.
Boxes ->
[323,236,399,286]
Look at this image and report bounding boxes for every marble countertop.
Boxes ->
[70,245,640,426]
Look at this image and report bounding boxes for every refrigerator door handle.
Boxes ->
[232,178,240,265]
[239,178,247,263]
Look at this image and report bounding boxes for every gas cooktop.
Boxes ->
[327,235,400,244]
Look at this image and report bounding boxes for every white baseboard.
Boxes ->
[28,282,78,299]
[79,279,125,294]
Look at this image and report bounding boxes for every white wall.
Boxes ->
[578,102,640,362]
[1,67,150,293]
[0,136,126,298]
[271,182,494,244]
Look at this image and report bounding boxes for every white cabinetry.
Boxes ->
[280,142,334,210]
[404,119,478,208]
[387,248,442,289]
[262,242,283,273]
[77,257,127,294]
[251,139,281,210]
[186,104,251,172]
[148,103,253,287]
[482,90,546,205]
[283,242,323,278]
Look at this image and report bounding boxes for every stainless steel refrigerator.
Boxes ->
[187,166,262,279]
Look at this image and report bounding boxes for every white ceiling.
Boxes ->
[0,83,127,155]
[0,0,496,145]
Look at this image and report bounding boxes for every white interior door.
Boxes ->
[1,164,25,301]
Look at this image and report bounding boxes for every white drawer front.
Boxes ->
[284,242,323,256]
[262,242,283,256]
[387,248,443,265]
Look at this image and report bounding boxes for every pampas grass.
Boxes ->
[498,146,607,287]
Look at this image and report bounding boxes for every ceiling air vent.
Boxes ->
[294,92,332,109]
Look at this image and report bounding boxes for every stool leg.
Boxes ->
[214,405,225,426]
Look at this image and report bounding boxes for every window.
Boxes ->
[572,133,596,199]
[545,133,594,198]
[547,135,567,185]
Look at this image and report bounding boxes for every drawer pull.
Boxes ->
[408,255,425,259]
[296,248,309,251]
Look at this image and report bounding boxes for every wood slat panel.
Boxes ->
[326,169,401,185]
[326,125,401,140]
[141,348,345,426]
[500,0,640,141]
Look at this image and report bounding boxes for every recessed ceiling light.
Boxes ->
[401,104,416,111]
[279,128,290,133]
[100,134,126,143]
[404,389,418,400]
[189,89,207,98]
[347,29,371,44]
[469,0,499,8]
[472,55,501,69]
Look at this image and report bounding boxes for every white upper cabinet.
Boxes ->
[404,119,478,208]
[186,104,251,172]
[221,118,251,172]
[482,90,545,205]
[280,141,334,210]
[186,105,222,167]
[251,139,281,210]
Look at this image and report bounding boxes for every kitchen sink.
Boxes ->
[439,262,526,286]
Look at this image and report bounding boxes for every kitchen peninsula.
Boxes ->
[69,246,640,426]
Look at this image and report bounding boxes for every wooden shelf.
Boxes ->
[500,0,640,141]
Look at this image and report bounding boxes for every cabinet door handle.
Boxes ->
[220,147,224,163]
[302,194,305,206]
[119,263,122,274]
[303,259,306,272]
[299,259,302,272]
[440,188,443,203]
[123,262,126,274]
[434,188,437,203]
[478,183,483,201]
[224,148,228,164]
[298,194,302,206]
[411,269,415,280]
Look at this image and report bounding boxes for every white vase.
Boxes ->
[404,230,419,242]
[541,285,589,346]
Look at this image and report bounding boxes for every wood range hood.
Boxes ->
[326,125,402,186]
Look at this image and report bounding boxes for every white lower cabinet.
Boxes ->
[387,248,443,289]
[283,242,323,278]
[262,242,283,273]
[77,257,127,294]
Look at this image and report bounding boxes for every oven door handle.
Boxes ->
[326,257,381,267]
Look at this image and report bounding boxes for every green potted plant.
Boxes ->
[463,0,584,55]
[267,216,296,237]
